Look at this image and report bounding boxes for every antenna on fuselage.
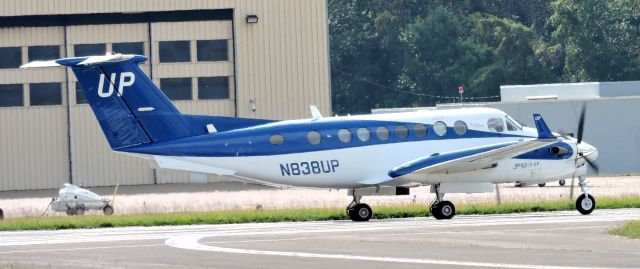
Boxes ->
[310,105,323,121]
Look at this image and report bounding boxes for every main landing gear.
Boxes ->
[575,176,595,215]
[347,191,372,222]
[430,184,455,220]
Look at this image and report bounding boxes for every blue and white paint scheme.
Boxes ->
[21,54,600,221]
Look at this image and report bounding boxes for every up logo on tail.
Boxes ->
[97,72,135,97]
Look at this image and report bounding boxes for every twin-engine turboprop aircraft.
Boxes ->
[22,54,600,221]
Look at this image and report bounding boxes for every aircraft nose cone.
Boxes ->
[578,142,598,161]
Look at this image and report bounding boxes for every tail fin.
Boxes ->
[23,55,193,149]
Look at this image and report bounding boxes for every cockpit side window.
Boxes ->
[487,118,504,132]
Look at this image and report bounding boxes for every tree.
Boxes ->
[551,0,640,81]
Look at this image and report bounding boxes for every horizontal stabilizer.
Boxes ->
[153,156,235,176]
[20,60,60,69]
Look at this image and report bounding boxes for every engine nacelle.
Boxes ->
[550,146,569,155]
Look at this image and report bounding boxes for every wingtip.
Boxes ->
[533,114,555,139]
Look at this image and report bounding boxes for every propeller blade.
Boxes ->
[577,105,586,144]
[584,157,600,173]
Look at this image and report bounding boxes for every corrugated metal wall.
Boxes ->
[0,107,69,190]
[234,0,331,119]
[0,0,331,191]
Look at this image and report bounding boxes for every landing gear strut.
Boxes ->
[347,190,372,222]
[430,184,455,220]
[575,176,595,215]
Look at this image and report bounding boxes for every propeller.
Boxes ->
[562,104,599,198]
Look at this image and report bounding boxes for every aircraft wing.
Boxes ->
[388,138,557,178]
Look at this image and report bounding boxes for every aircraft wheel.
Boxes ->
[66,208,76,216]
[348,203,371,222]
[431,201,455,220]
[103,205,114,216]
[514,182,526,187]
[576,194,595,215]
[0,208,4,220]
[559,179,566,186]
[76,207,85,215]
[538,183,546,187]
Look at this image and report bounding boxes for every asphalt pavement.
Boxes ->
[1,208,639,268]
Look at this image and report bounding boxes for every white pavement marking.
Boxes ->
[160,209,640,269]
[0,209,638,248]
[164,235,621,269]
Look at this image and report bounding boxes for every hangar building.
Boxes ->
[0,0,331,191]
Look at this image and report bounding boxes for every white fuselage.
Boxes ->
[148,108,580,188]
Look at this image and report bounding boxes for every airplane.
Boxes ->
[21,54,600,221]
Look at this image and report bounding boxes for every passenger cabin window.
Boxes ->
[307,131,321,145]
[433,121,447,136]
[356,128,371,142]
[487,118,505,132]
[414,124,427,138]
[453,120,468,136]
[269,134,285,145]
[376,126,389,141]
[338,129,352,143]
[395,125,409,138]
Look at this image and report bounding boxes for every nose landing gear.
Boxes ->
[575,176,595,215]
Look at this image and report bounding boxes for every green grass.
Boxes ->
[1,195,639,231]
[609,220,640,239]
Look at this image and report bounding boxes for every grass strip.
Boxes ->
[1,195,639,231]
[609,220,640,239]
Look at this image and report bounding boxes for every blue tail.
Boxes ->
[59,55,193,149]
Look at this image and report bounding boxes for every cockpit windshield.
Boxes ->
[505,115,523,131]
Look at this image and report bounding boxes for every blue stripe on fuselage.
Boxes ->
[514,142,573,160]
[120,119,530,157]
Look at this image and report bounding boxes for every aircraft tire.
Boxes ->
[431,201,455,220]
[76,207,85,215]
[576,194,595,215]
[538,183,546,187]
[66,208,76,216]
[559,179,566,186]
[103,205,114,215]
[0,208,4,220]
[348,203,371,222]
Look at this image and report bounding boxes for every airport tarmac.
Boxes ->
[0,208,639,269]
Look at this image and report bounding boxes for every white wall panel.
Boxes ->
[0,107,68,191]
[0,27,64,47]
